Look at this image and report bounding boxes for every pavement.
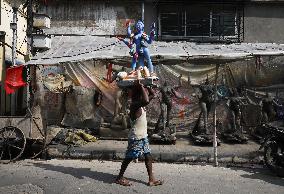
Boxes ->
[47,136,263,164]
[1,159,284,194]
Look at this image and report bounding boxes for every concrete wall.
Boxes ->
[39,0,143,36]
[38,0,284,43]
[147,1,284,43]
[244,2,284,43]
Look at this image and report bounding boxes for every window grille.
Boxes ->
[158,2,244,43]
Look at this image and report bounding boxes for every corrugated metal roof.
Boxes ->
[26,36,284,65]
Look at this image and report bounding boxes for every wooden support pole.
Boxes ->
[213,64,220,167]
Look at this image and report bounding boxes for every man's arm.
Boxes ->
[129,82,149,121]
[273,99,283,107]
[245,94,257,105]
[131,81,149,109]
[172,74,182,89]
[172,88,183,99]
[140,83,150,106]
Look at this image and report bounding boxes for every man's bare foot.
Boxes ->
[115,177,132,186]
[148,180,164,186]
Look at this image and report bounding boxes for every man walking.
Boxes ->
[115,81,163,186]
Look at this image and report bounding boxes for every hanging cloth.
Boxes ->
[4,65,27,94]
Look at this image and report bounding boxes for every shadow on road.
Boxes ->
[227,165,284,187]
[32,162,146,185]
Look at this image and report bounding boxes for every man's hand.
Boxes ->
[135,79,143,87]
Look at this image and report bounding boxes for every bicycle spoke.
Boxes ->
[10,138,22,144]
[8,128,16,138]
[8,144,22,150]
[0,127,25,162]
[0,150,3,160]
[1,128,6,139]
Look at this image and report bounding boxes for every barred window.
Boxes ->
[159,3,244,42]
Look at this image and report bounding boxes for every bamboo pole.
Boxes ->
[213,64,220,167]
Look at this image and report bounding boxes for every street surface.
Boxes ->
[0,159,283,194]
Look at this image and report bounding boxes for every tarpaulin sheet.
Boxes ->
[64,62,118,115]
[43,74,73,93]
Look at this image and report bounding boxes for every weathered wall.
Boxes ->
[244,2,284,43]
[0,0,27,61]
[144,2,157,34]
[0,0,28,117]
[37,66,65,126]
[38,0,284,42]
[39,0,142,35]
[0,35,3,82]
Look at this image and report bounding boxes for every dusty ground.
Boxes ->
[0,159,283,194]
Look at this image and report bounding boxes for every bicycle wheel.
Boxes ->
[0,126,26,163]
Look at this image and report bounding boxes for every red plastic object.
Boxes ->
[4,65,27,94]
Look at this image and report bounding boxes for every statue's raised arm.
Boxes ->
[142,22,155,44]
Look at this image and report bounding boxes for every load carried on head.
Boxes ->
[116,20,159,88]
[116,66,158,88]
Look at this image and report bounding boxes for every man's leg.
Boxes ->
[193,112,202,135]
[235,111,241,133]
[200,102,208,134]
[154,112,163,134]
[145,153,163,186]
[231,111,237,132]
[166,103,172,127]
[114,90,122,118]
[116,158,132,186]
[205,103,212,134]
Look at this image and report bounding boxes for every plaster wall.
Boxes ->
[39,0,142,36]
[244,3,284,43]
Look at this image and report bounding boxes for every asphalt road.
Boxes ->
[0,159,283,194]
